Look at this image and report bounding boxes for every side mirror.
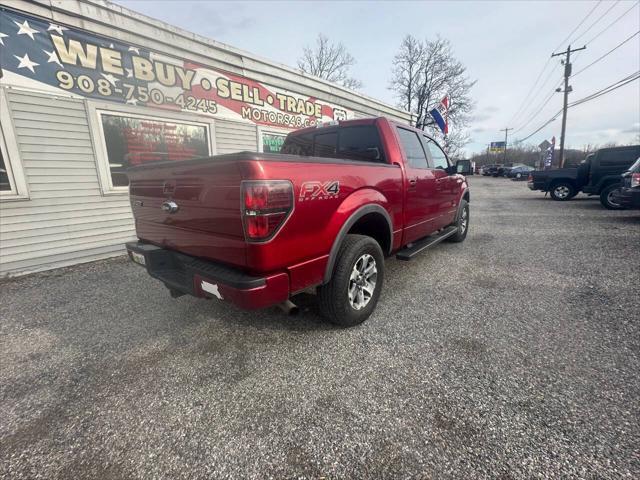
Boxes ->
[455,160,472,175]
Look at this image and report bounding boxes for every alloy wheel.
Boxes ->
[554,185,570,199]
[348,254,377,310]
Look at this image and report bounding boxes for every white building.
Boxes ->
[0,0,412,277]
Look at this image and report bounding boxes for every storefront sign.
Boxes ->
[0,7,353,129]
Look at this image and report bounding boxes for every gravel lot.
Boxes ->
[1,176,639,479]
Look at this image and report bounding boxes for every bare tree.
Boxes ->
[390,35,475,152]
[298,34,363,90]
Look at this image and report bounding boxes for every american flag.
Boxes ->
[0,7,151,106]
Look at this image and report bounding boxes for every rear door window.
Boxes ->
[281,132,313,156]
[338,126,385,162]
[314,132,338,157]
[396,128,429,168]
[599,149,640,165]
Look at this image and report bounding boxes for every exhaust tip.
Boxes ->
[277,299,299,316]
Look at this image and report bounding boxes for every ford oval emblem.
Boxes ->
[161,200,179,214]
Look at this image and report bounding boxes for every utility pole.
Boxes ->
[552,44,586,168]
[500,127,513,164]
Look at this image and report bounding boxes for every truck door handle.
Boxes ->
[409,177,418,187]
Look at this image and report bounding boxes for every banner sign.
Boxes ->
[544,136,556,170]
[0,7,353,129]
[489,141,505,153]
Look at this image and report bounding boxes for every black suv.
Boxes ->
[611,157,640,209]
[527,145,640,208]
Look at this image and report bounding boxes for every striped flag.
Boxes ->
[430,96,449,135]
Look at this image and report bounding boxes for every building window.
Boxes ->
[90,105,215,193]
[262,132,287,153]
[258,127,290,154]
[0,89,29,200]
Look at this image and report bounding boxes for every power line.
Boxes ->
[516,113,561,143]
[512,75,563,134]
[512,1,633,132]
[571,1,620,44]
[553,1,603,51]
[570,70,640,106]
[512,65,563,131]
[507,1,602,126]
[584,1,639,45]
[516,71,640,142]
[573,30,640,77]
[507,59,552,126]
[512,14,638,140]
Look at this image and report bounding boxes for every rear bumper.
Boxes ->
[611,187,640,209]
[125,241,289,310]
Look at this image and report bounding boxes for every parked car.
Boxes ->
[527,145,640,207]
[496,164,520,177]
[483,164,503,176]
[125,118,470,327]
[508,165,534,180]
[611,157,640,210]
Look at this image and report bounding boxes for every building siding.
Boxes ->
[215,120,258,154]
[0,89,136,276]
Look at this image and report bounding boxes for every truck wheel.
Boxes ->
[549,182,575,201]
[318,234,384,327]
[447,199,469,243]
[599,184,624,210]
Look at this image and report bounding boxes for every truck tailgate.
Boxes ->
[127,158,247,267]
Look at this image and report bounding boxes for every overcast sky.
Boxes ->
[116,0,639,155]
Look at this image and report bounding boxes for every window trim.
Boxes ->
[257,125,291,153]
[0,88,29,201]
[86,100,216,195]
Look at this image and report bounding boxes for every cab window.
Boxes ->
[396,128,428,168]
[423,138,449,169]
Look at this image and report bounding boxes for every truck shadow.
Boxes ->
[203,291,338,332]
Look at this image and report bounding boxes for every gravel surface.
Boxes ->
[1,176,639,479]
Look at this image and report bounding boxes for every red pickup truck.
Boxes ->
[125,117,470,326]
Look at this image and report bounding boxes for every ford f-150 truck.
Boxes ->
[125,118,470,326]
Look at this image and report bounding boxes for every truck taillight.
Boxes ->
[241,181,293,241]
[631,173,640,188]
[527,174,533,182]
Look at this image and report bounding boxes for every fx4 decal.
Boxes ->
[299,181,340,201]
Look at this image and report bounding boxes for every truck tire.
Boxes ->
[447,199,469,243]
[599,183,624,210]
[549,182,575,201]
[318,234,384,327]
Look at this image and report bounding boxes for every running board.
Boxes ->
[395,226,458,261]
